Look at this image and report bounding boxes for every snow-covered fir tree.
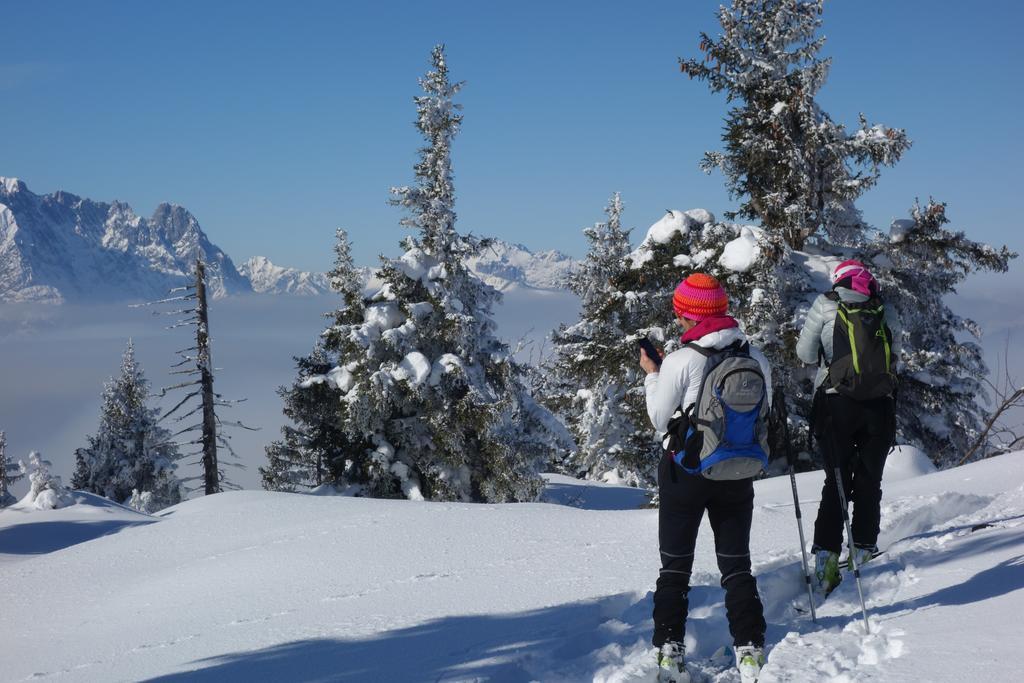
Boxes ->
[865,200,1015,465]
[261,231,366,492]
[1,430,24,507]
[19,451,73,510]
[543,193,656,485]
[680,0,909,250]
[72,340,182,511]
[278,46,567,502]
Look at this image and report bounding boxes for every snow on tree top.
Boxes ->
[854,125,893,144]
[396,248,448,294]
[299,363,357,393]
[429,353,463,386]
[890,219,916,243]
[718,225,764,272]
[363,301,406,334]
[629,209,716,268]
[407,302,434,318]
[394,351,432,386]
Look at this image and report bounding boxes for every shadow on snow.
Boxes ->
[142,593,646,683]
[0,518,156,556]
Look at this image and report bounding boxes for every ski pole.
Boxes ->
[832,463,869,632]
[821,404,870,633]
[774,387,816,623]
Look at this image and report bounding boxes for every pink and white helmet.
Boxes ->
[831,259,878,297]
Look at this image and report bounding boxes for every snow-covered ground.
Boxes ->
[2,450,1022,682]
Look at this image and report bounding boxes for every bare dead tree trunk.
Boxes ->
[196,259,220,495]
[959,340,1024,466]
[0,431,8,506]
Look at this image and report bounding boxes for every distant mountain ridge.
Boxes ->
[238,256,333,296]
[0,177,250,303]
[465,239,579,292]
[242,240,579,297]
[0,178,578,303]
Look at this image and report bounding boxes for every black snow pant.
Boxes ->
[652,455,766,648]
[812,392,896,554]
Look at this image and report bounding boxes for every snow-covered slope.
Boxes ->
[0,177,250,302]
[1,451,1021,681]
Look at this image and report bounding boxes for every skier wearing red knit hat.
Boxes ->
[640,272,769,683]
[796,259,901,595]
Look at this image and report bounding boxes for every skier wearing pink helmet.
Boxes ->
[796,259,901,594]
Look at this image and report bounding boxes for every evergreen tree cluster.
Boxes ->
[544,0,1013,477]
[264,7,1014,497]
[72,340,183,511]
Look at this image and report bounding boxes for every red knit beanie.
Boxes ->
[673,273,728,321]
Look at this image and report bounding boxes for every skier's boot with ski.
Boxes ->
[735,644,765,683]
[813,548,841,595]
[850,545,878,568]
[655,641,690,683]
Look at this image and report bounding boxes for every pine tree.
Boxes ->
[866,201,1016,465]
[543,193,655,485]
[680,0,909,250]
[1,431,24,507]
[306,45,567,502]
[261,231,366,492]
[72,340,182,510]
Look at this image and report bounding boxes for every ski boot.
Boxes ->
[655,641,690,683]
[735,644,765,683]
[849,544,878,569]
[813,548,841,595]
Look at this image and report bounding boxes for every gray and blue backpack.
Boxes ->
[662,341,769,480]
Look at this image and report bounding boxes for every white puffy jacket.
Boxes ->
[796,287,902,392]
[644,326,772,436]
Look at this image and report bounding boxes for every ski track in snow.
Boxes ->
[1,455,1022,682]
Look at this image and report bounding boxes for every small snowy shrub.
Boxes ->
[19,452,73,510]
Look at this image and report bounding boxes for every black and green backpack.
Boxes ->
[826,291,896,400]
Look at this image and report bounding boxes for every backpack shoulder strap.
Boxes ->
[685,339,750,424]
[682,341,716,357]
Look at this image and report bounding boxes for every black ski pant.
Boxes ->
[812,392,896,554]
[652,455,766,648]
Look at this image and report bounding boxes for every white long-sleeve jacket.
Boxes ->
[796,288,902,392]
[644,326,772,436]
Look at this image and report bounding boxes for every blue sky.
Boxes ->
[3,0,1022,271]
